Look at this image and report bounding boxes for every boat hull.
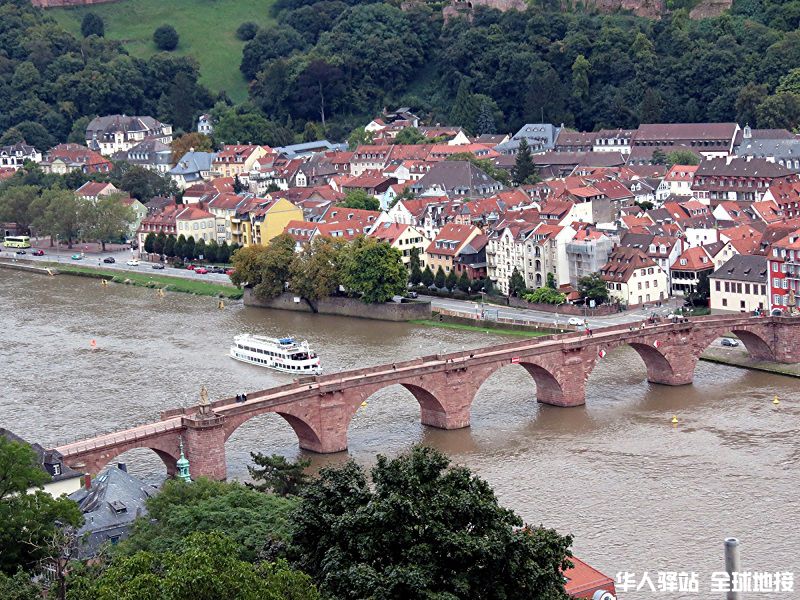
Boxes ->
[229,347,322,376]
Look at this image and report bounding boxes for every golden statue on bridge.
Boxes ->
[198,385,212,416]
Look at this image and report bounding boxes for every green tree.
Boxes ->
[512,138,537,186]
[577,272,609,304]
[450,80,479,133]
[483,277,495,295]
[205,239,218,262]
[347,127,374,150]
[639,88,663,123]
[194,237,206,260]
[546,272,557,289]
[474,99,497,135]
[290,236,346,302]
[69,532,319,600]
[31,189,83,248]
[82,194,136,251]
[175,234,187,260]
[218,240,231,264]
[289,446,573,600]
[230,234,296,300]
[247,453,310,497]
[0,185,40,234]
[409,246,421,270]
[144,232,156,254]
[118,166,177,202]
[776,68,800,95]
[153,24,179,51]
[421,265,434,287]
[213,110,294,147]
[756,92,800,129]
[119,478,297,562]
[0,569,43,600]
[509,267,526,297]
[338,189,380,211]
[0,437,83,574]
[434,265,446,288]
[80,13,104,38]
[666,150,700,167]
[523,287,567,304]
[164,234,176,257]
[651,149,668,165]
[393,127,426,145]
[341,236,407,303]
[457,271,471,293]
[571,54,590,106]
[735,83,768,127]
[688,270,711,306]
[236,21,259,42]
[445,269,457,291]
[184,236,195,261]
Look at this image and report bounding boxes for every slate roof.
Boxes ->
[710,254,768,283]
[170,151,216,176]
[0,428,83,483]
[410,161,502,197]
[695,157,794,179]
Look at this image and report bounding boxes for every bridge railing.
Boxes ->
[56,418,181,455]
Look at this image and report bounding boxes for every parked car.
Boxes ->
[32,249,45,256]
[194,267,209,274]
[186,264,197,271]
[568,317,585,326]
[212,266,226,274]
[103,257,115,264]
[152,263,165,270]
[126,259,140,266]
[71,254,82,260]
[721,338,739,347]
[15,250,26,255]
[225,268,235,276]
[408,291,418,299]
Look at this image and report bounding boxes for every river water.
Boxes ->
[2,270,798,598]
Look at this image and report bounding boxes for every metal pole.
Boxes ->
[724,537,741,600]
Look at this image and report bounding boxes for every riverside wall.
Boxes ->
[243,290,432,322]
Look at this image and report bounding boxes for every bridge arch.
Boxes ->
[341,379,452,432]
[223,406,325,454]
[470,358,567,407]
[67,441,180,478]
[697,327,776,363]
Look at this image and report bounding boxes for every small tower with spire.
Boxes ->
[176,436,191,482]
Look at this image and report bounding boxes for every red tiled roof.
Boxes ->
[672,245,713,271]
[563,556,616,598]
[664,164,699,182]
[177,205,214,221]
[426,222,479,256]
[369,221,410,244]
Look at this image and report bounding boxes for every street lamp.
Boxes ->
[554,301,565,329]
[56,235,60,262]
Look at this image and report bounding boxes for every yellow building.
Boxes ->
[425,222,481,274]
[369,222,430,269]
[231,197,302,247]
[212,145,270,179]
[176,204,217,242]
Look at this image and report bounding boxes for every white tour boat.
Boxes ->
[230,334,321,375]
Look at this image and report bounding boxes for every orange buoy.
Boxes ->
[90,339,97,350]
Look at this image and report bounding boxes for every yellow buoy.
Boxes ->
[218,300,225,309]
[101,279,108,287]
[671,415,678,425]
[158,288,165,297]
[773,395,780,405]
[360,401,368,408]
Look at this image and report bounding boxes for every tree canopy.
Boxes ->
[338,189,380,211]
[289,446,573,599]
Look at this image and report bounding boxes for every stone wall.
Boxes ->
[506,296,621,316]
[243,290,432,322]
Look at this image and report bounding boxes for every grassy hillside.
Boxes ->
[50,0,275,102]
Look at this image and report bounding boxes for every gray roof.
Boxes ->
[274,140,346,159]
[87,115,166,138]
[710,254,768,283]
[410,161,502,197]
[112,139,172,166]
[170,151,216,176]
[496,123,559,153]
[0,428,83,483]
[69,465,157,558]
[695,157,794,178]
[735,138,800,168]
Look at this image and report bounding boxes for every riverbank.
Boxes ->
[700,346,800,378]
[48,263,243,299]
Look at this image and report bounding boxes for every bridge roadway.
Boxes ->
[54,314,800,479]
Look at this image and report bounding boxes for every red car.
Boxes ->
[194,267,209,274]
[225,268,235,276]
[186,264,197,271]
[32,249,45,256]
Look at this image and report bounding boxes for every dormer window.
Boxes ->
[680,258,687,265]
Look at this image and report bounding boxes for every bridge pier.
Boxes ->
[183,415,228,480]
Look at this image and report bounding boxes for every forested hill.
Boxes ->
[2,0,800,149]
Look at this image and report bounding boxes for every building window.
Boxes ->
[52,464,61,476]
[715,281,721,291]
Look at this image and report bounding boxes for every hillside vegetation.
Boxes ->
[50,0,275,102]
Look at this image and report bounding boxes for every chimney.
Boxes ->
[83,474,91,489]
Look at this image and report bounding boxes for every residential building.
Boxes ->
[369,222,430,269]
[169,151,216,189]
[207,192,248,243]
[600,246,669,306]
[630,122,739,161]
[493,124,558,155]
[453,233,488,279]
[122,197,148,239]
[112,139,172,173]
[566,228,616,286]
[763,180,800,219]
[692,157,796,205]
[1,428,84,497]
[710,254,768,313]
[86,115,172,156]
[426,222,481,275]
[75,181,121,202]
[656,164,697,201]
[213,145,270,179]
[0,141,41,170]
[553,129,596,153]
[767,228,800,312]
[230,197,303,247]
[592,129,634,154]
[68,464,158,558]
[176,204,217,243]
[670,245,714,296]
[410,161,502,198]
[40,143,112,175]
[136,204,181,252]
[197,114,214,136]
[350,145,394,176]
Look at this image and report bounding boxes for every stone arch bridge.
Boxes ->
[54,315,800,480]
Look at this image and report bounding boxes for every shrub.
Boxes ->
[81,12,104,38]
[153,24,179,51]
[236,21,259,41]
